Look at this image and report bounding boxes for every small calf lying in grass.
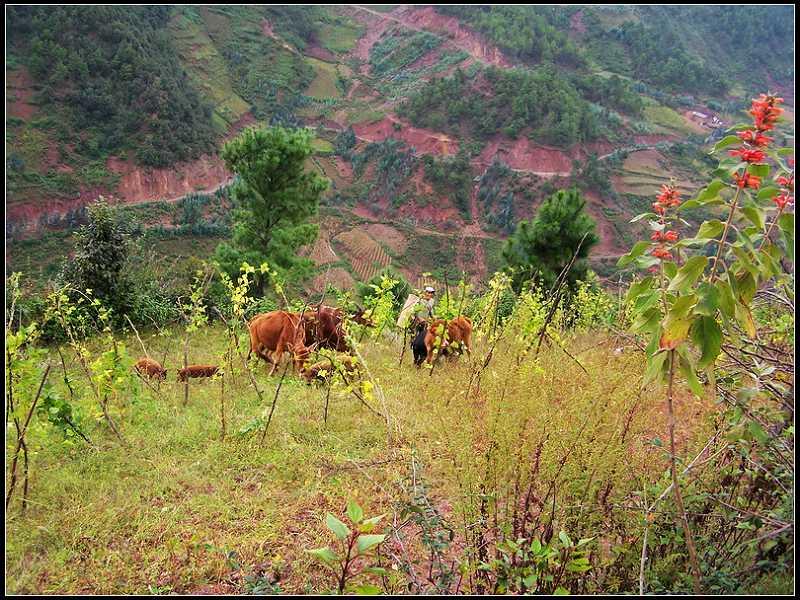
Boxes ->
[177,365,220,382]
[301,356,360,385]
[134,357,167,381]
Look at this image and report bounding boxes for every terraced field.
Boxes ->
[333,228,392,280]
[168,10,251,129]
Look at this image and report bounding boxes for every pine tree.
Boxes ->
[213,126,328,294]
[502,188,598,293]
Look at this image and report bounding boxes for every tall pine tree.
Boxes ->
[214,126,328,293]
[502,188,598,293]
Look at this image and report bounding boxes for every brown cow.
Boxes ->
[134,357,167,381]
[177,365,219,382]
[247,311,314,375]
[423,316,473,366]
[312,305,350,352]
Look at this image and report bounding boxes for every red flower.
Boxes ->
[737,129,773,147]
[776,173,794,192]
[773,191,794,210]
[663,230,679,243]
[648,266,660,274]
[733,172,762,189]
[750,93,784,132]
[656,184,681,208]
[652,202,666,216]
[651,231,663,241]
[651,246,672,260]
[729,148,766,164]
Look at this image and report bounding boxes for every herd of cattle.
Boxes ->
[133,304,473,385]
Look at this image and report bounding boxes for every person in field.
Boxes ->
[409,286,436,366]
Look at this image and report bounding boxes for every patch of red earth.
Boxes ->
[353,115,458,156]
[583,190,629,256]
[476,136,574,176]
[391,5,513,69]
[8,113,254,233]
[347,9,394,69]
[304,44,337,63]
[6,67,37,120]
[332,156,353,179]
[569,10,587,35]
[107,154,230,203]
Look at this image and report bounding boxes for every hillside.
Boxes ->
[6,5,795,289]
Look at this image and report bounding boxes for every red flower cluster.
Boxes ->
[737,130,773,147]
[733,172,761,189]
[729,148,766,164]
[776,173,794,192]
[773,190,793,210]
[651,246,672,260]
[651,230,679,242]
[656,184,681,208]
[750,93,784,132]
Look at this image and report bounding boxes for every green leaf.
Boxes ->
[716,280,736,319]
[630,212,658,223]
[307,546,339,564]
[746,163,770,179]
[356,534,386,554]
[667,256,708,293]
[663,262,678,279]
[695,220,725,241]
[326,514,351,540]
[734,301,757,337]
[660,316,692,350]
[346,501,364,524]
[554,587,570,595]
[756,186,780,202]
[712,136,742,153]
[741,204,765,230]
[559,531,572,547]
[617,241,651,268]
[677,349,704,397]
[748,421,769,445]
[733,271,757,304]
[695,282,720,317]
[354,583,382,595]
[626,277,654,305]
[691,316,722,369]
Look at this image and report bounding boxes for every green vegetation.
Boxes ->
[437,6,583,67]
[213,126,328,290]
[400,66,601,147]
[503,188,599,293]
[7,6,217,168]
[369,29,442,77]
[351,139,418,201]
[421,151,473,221]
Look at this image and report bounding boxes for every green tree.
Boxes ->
[502,188,598,293]
[61,198,135,318]
[214,126,329,294]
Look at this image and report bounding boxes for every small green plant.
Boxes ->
[307,501,388,594]
[479,531,593,594]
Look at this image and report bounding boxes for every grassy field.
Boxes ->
[6,319,720,594]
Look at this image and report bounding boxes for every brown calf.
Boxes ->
[134,357,167,381]
[177,365,219,382]
[424,316,473,365]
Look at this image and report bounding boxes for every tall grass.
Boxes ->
[6,319,717,594]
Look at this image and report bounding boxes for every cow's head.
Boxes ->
[291,341,317,372]
[351,305,375,327]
